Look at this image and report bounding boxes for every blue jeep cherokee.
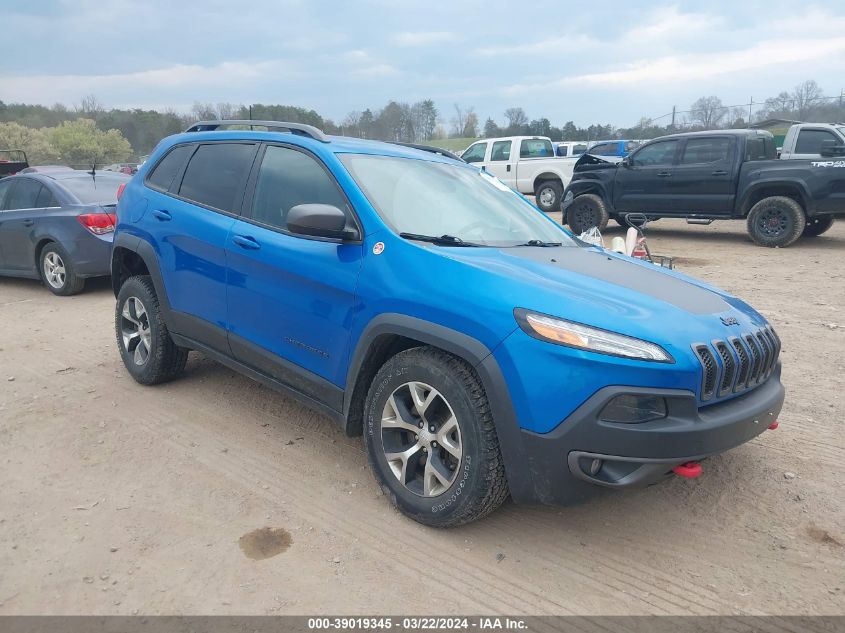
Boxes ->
[111,120,785,526]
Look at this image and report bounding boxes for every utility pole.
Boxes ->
[671,106,676,130]
[748,97,753,125]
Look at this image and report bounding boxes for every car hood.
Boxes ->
[573,153,622,172]
[437,244,767,352]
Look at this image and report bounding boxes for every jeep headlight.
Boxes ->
[515,309,672,362]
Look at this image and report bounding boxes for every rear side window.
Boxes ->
[251,145,348,231]
[520,139,553,158]
[35,184,58,207]
[490,141,511,161]
[590,142,617,156]
[680,137,732,165]
[4,178,43,210]
[147,144,194,191]
[178,143,255,213]
[745,137,777,161]
[556,145,568,156]
[0,179,14,210]
[461,143,487,163]
[795,129,840,154]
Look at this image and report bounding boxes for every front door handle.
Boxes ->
[711,170,728,176]
[152,210,172,221]
[656,171,672,177]
[507,164,511,172]
[232,234,261,250]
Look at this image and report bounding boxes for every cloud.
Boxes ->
[392,31,456,46]
[351,64,400,78]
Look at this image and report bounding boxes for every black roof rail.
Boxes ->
[389,142,465,162]
[184,120,330,143]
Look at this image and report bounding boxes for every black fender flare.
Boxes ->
[344,314,535,503]
[110,232,174,324]
[737,178,812,217]
[563,180,612,210]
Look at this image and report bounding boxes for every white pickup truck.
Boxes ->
[460,136,577,212]
[779,122,845,159]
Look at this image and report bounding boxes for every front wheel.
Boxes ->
[803,215,834,237]
[363,347,509,527]
[746,196,805,247]
[566,193,610,235]
[115,275,188,385]
[534,181,563,213]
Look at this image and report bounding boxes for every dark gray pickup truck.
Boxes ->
[562,129,845,247]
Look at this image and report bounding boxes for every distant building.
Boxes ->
[749,119,801,148]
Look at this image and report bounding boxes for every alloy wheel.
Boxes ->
[758,208,789,238]
[120,297,152,366]
[538,187,556,208]
[42,252,66,289]
[380,381,462,497]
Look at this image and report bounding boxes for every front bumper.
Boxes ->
[510,364,785,504]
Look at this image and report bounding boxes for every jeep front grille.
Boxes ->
[693,326,780,401]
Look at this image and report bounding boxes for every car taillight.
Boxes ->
[77,213,116,235]
[116,183,127,200]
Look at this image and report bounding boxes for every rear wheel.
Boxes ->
[802,215,834,237]
[535,180,563,213]
[567,193,610,235]
[363,347,509,527]
[746,196,805,248]
[39,242,84,296]
[116,275,188,385]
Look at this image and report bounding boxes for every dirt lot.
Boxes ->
[1,218,843,616]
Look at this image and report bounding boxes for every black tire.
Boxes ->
[802,215,834,237]
[115,275,188,385]
[566,193,610,235]
[534,180,563,213]
[38,242,84,296]
[363,347,509,527]
[746,196,805,248]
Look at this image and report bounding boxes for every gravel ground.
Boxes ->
[0,217,843,615]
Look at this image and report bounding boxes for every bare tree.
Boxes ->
[343,111,363,137]
[689,96,726,129]
[504,107,528,131]
[463,109,479,137]
[791,79,823,119]
[77,94,104,117]
[451,104,467,137]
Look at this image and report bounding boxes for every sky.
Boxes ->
[3,0,845,129]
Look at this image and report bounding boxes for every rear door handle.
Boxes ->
[152,210,172,221]
[507,164,512,172]
[232,234,261,250]
[711,170,728,176]
[656,171,672,177]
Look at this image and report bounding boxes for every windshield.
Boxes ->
[838,127,845,138]
[58,174,128,205]
[340,154,574,247]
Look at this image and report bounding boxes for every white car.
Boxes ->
[461,136,577,212]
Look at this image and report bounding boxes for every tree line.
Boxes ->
[1,78,842,165]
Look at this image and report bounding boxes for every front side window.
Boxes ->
[461,143,487,163]
[590,142,617,156]
[557,145,568,157]
[340,155,573,247]
[680,137,733,165]
[572,144,587,155]
[630,140,679,167]
[520,139,553,158]
[178,143,255,213]
[251,145,349,231]
[795,129,839,154]
[4,178,43,210]
[490,141,512,161]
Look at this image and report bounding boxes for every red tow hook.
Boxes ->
[768,421,779,430]
[672,462,702,479]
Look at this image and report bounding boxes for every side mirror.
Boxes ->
[286,204,358,241]
[820,139,845,157]
[622,155,632,167]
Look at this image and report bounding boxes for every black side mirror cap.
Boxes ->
[286,204,359,241]
[819,140,845,157]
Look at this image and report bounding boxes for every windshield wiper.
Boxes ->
[399,232,481,247]
[512,239,563,247]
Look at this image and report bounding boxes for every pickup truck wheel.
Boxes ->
[535,181,562,212]
[567,194,609,235]
[802,215,834,237]
[363,347,509,527]
[746,196,805,247]
[115,275,189,385]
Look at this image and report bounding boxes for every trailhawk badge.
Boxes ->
[720,316,740,326]
[372,242,385,255]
